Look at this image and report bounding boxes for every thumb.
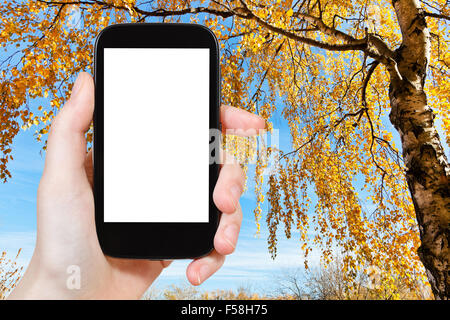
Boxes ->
[43,72,94,183]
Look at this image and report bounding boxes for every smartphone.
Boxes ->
[93,23,220,259]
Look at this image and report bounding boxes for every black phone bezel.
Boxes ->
[94,23,220,259]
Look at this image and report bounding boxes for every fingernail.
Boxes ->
[198,265,209,285]
[224,224,238,249]
[230,185,241,211]
[71,74,84,97]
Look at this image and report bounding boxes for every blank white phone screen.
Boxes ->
[103,48,210,223]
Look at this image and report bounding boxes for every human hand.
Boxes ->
[8,72,266,299]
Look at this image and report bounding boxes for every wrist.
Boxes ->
[8,256,87,300]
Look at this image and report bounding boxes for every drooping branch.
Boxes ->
[249,40,285,110]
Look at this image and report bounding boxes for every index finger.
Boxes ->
[220,105,266,134]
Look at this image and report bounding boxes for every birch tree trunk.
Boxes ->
[389,0,450,300]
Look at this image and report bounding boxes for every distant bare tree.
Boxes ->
[304,257,370,300]
[273,267,309,300]
[273,255,432,300]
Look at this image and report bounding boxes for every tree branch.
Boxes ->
[36,0,396,64]
[250,40,285,109]
[424,11,450,21]
[292,11,358,44]
[238,0,367,52]
[37,0,235,18]
[364,108,387,176]
[361,61,380,108]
